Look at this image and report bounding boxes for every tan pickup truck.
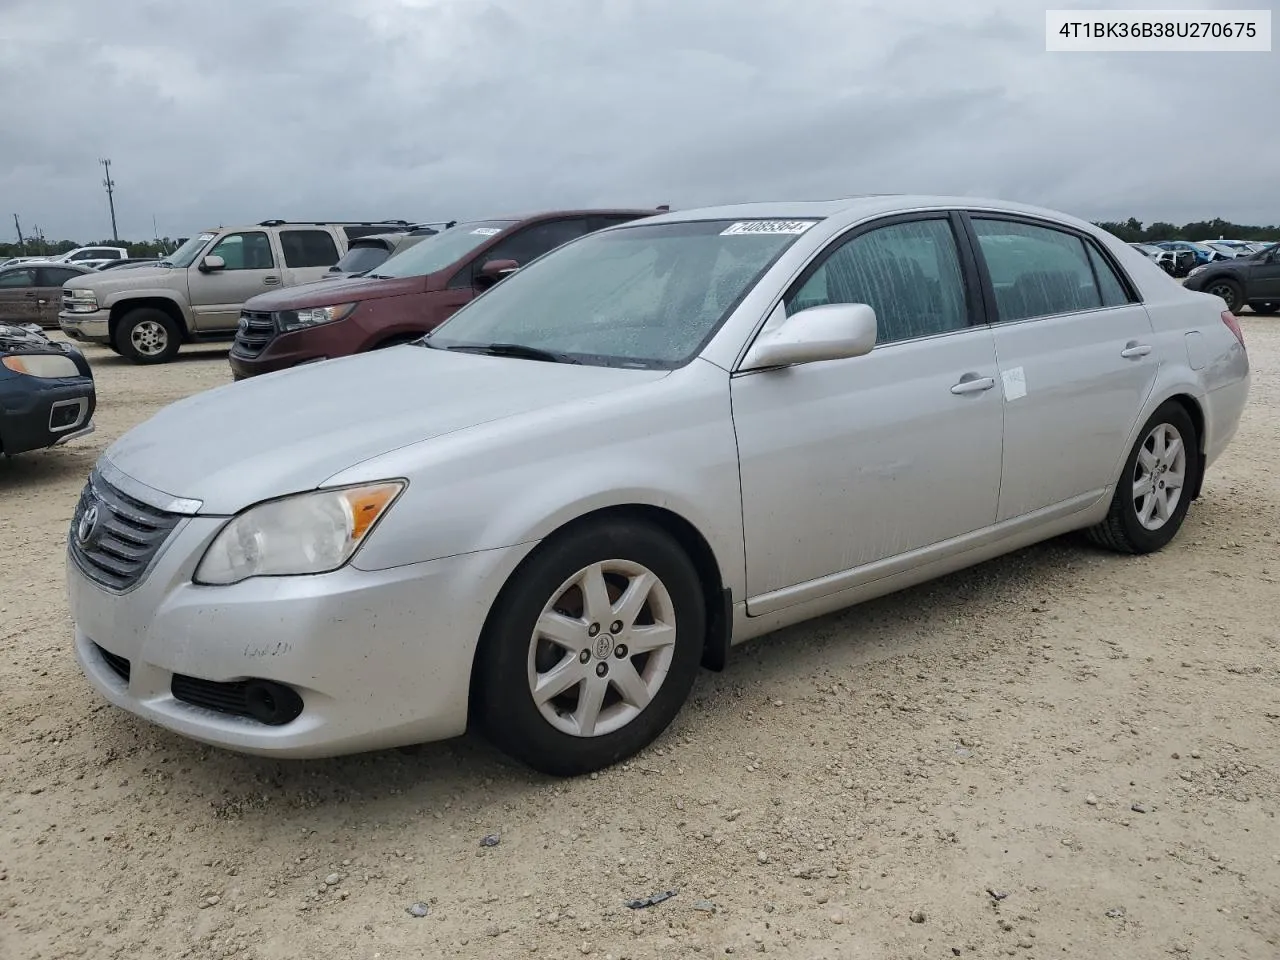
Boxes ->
[59,220,414,363]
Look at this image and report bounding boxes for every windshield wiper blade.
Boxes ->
[444,342,580,364]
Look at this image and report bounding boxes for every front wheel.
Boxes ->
[114,308,181,364]
[1203,278,1244,314]
[1087,402,1201,554]
[474,519,706,776]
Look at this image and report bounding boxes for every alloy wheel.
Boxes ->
[131,320,169,357]
[1132,422,1187,531]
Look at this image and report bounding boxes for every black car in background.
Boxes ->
[0,322,96,457]
[1182,242,1280,315]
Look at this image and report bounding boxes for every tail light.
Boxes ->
[1221,310,1245,348]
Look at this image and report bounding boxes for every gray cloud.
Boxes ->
[0,0,1274,242]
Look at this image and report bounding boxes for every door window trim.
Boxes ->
[732,210,987,374]
[958,211,1143,328]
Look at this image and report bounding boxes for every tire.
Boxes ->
[113,307,182,364]
[474,518,706,776]
[1203,278,1245,314]
[1087,401,1201,555]
[1249,302,1278,315]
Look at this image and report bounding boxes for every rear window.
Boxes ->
[280,229,339,268]
[331,243,391,275]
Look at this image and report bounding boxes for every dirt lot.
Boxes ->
[2,319,1278,960]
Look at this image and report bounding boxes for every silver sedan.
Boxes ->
[66,195,1250,775]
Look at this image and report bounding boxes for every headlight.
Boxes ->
[194,481,405,585]
[277,302,359,332]
[63,291,99,313]
[2,353,80,378]
[1187,265,1206,278]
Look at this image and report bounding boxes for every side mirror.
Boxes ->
[740,302,878,370]
[475,258,519,288]
[200,255,226,272]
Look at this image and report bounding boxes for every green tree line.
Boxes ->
[1,238,180,259]
[1092,218,1280,243]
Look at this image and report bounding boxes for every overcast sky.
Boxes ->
[0,0,1274,242]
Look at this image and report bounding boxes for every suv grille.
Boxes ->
[69,471,182,591]
[231,310,276,358]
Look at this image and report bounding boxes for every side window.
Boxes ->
[587,214,644,232]
[38,267,84,287]
[784,218,970,345]
[0,268,35,288]
[486,219,591,267]
[1085,242,1132,307]
[971,219,1103,322]
[208,231,275,271]
[280,229,339,268]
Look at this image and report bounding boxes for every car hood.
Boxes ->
[63,264,176,292]
[243,274,423,312]
[102,345,668,515]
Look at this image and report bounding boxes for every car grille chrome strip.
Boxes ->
[95,456,202,515]
[69,470,183,592]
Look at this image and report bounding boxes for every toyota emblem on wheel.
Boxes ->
[76,502,101,548]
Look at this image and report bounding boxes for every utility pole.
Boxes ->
[100,158,119,241]
[12,214,24,250]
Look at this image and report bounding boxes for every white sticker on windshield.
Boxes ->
[720,220,816,236]
[470,227,501,236]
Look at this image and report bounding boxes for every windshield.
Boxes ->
[331,244,390,275]
[425,218,816,369]
[371,220,517,279]
[164,232,215,268]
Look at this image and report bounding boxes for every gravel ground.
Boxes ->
[2,318,1278,960]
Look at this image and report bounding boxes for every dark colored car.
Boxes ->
[1182,242,1280,315]
[0,262,95,328]
[228,209,662,379]
[0,322,96,457]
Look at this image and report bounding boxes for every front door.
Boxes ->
[1246,248,1280,301]
[186,230,282,331]
[0,267,39,324]
[731,215,1004,610]
[965,215,1159,521]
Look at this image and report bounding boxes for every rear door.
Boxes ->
[278,228,343,286]
[186,230,282,331]
[964,214,1158,522]
[36,266,87,327]
[0,267,39,324]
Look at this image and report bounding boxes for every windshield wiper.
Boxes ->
[366,273,393,279]
[442,342,580,364]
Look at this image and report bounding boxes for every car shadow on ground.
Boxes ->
[80,529,1114,827]
[82,347,231,368]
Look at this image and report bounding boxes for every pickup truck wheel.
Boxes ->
[1250,302,1278,315]
[114,308,181,364]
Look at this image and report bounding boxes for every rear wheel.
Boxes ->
[1249,302,1278,315]
[474,518,705,776]
[1087,402,1201,555]
[114,308,181,364]
[1203,278,1244,314]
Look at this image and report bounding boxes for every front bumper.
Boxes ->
[0,374,96,456]
[59,310,111,343]
[68,511,536,758]
[228,320,356,380]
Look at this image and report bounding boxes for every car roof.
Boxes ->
[636,195,1107,231]
[473,208,664,224]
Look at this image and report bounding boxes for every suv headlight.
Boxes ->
[278,302,359,332]
[194,481,405,585]
[63,291,99,313]
[1187,265,1206,278]
[2,354,80,378]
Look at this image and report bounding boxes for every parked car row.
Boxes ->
[1181,241,1280,314]
[63,195,1250,775]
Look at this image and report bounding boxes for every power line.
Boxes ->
[100,158,119,241]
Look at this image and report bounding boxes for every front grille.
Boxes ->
[171,675,304,726]
[231,310,276,358]
[69,471,181,591]
[94,643,131,682]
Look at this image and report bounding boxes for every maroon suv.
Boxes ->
[228,209,661,379]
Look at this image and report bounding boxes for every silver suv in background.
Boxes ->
[59,220,416,363]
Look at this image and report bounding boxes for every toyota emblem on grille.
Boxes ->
[76,501,102,548]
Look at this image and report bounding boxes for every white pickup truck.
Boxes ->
[59,220,413,363]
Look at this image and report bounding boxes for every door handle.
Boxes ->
[263,276,281,285]
[1121,342,1152,359]
[950,375,995,395]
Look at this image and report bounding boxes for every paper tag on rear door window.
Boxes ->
[1001,366,1027,401]
[720,220,816,236]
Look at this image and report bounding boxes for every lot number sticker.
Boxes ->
[470,227,501,236]
[721,220,816,236]
[1001,366,1027,401]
